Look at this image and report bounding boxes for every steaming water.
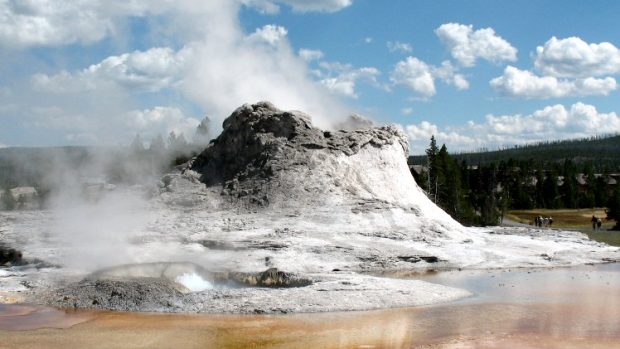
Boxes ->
[0,264,620,349]
[2,263,619,348]
[175,272,214,292]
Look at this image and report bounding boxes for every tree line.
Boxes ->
[413,136,620,229]
[410,133,620,173]
[0,116,214,210]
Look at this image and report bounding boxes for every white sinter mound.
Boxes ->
[0,102,618,313]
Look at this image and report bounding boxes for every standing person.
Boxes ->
[549,217,553,227]
[591,215,598,230]
[597,217,602,230]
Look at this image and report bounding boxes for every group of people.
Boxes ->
[534,216,553,227]
[591,215,603,230]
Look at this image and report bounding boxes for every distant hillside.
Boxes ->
[0,143,196,191]
[0,147,94,188]
[409,134,620,171]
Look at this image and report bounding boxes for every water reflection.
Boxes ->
[0,264,619,348]
[0,304,93,330]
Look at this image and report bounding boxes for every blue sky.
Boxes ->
[1,0,620,154]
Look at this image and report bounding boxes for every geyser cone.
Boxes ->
[182,101,457,225]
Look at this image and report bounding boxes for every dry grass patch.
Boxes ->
[507,208,612,229]
[507,208,620,246]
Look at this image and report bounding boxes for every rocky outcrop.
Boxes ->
[184,102,411,208]
[48,278,186,312]
[0,244,23,266]
[214,268,312,288]
[45,264,313,312]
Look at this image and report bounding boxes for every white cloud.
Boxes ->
[34,29,345,128]
[320,78,356,98]
[298,48,324,61]
[32,47,187,93]
[405,121,478,153]
[246,24,288,46]
[452,75,469,90]
[387,41,412,53]
[0,0,352,47]
[364,37,373,44]
[0,0,113,47]
[0,0,222,47]
[125,106,200,139]
[490,66,617,98]
[391,57,436,98]
[435,23,517,67]
[404,102,620,153]
[0,0,358,146]
[273,0,352,12]
[534,36,620,78]
[567,102,620,131]
[433,61,470,90]
[485,103,620,136]
[177,20,348,130]
[401,107,413,115]
[24,98,200,144]
[317,62,381,98]
[22,102,199,144]
[390,57,469,98]
[241,0,282,14]
[406,121,439,140]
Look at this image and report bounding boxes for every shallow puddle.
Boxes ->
[0,304,94,331]
[1,263,619,348]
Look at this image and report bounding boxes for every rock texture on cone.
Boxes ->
[1,102,618,314]
[167,101,457,227]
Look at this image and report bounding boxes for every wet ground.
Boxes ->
[1,263,619,348]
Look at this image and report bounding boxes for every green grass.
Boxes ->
[583,231,620,247]
[507,208,620,246]
[507,208,614,229]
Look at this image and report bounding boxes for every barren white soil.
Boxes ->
[1,103,618,313]
[0,172,617,313]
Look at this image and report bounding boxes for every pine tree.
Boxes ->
[1,188,16,211]
[411,167,429,192]
[422,141,477,224]
[510,168,532,209]
[168,131,177,148]
[561,160,578,209]
[579,165,596,208]
[534,164,545,208]
[542,169,560,209]
[594,173,608,207]
[194,116,212,146]
[425,136,439,202]
[480,164,499,226]
[130,134,146,154]
[148,134,168,173]
[435,144,452,212]
[149,134,167,154]
[606,184,620,230]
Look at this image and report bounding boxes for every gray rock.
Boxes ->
[213,268,312,288]
[187,102,408,209]
[47,278,187,312]
[44,264,313,312]
[0,244,23,266]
